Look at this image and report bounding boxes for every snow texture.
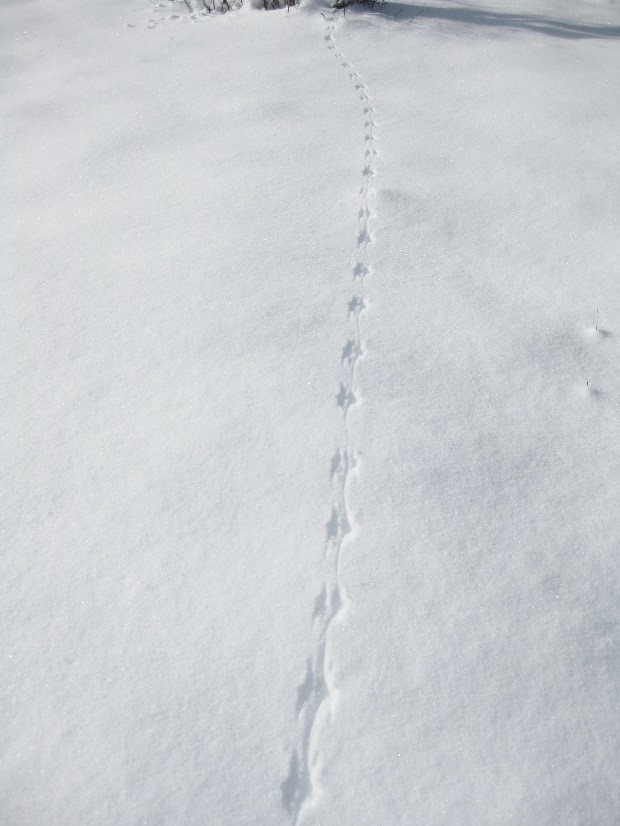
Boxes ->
[2,0,619,823]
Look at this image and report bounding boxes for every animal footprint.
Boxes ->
[348,295,365,316]
[336,384,356,410]
[358,227,371,246]
[342,339,360,365]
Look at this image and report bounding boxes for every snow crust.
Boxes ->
[2,0,619,823]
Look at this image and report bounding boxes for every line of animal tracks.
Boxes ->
[282,14,379,824]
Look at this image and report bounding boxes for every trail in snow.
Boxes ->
[281,14,378,824]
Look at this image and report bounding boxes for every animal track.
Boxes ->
[342,339,360,365]
[358,227,371,246]
[283,12,379,825]
[348,295,365,316]
[336,384,356,410]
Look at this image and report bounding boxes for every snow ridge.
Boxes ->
[282,15,378,824]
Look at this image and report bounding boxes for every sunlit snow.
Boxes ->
[2,0,619,822]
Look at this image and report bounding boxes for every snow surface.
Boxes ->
[2,0,619,823]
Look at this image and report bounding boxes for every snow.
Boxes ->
[2,0,619,823]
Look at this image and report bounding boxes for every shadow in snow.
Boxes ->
[330,584,343,614]
[326,505,340,541]
[296,660,314,714]
[330,450,342,479]
[372,3,620,40]
[281,750,304,815]
[313,585,327,619]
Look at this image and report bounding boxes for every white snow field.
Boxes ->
[2,0,619,822]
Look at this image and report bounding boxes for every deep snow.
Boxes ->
[2,0,619,823]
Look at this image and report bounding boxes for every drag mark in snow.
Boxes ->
[282,15,378,824]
